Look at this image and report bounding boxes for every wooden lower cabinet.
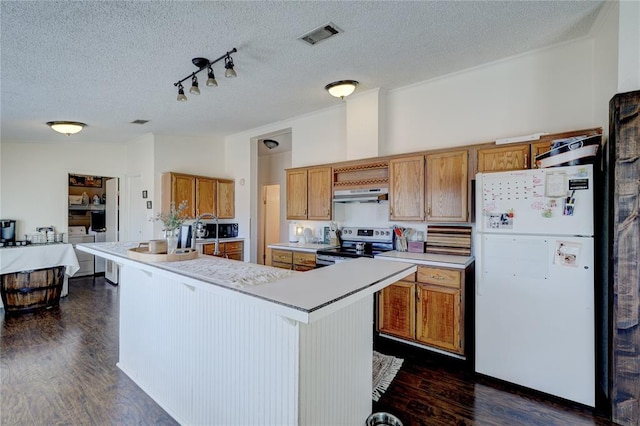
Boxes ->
[415,284,461,352]
[202,241,244,261]
[377,263,472,357]
[271,249,316,271]
[378,281,415,340]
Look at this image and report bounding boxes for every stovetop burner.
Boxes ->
[316,226,394,259]
[315,247,387,259]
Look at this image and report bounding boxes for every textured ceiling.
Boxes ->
[0,1,605,145]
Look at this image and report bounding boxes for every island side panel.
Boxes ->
[118,265,301,425]
[299,296,374,425]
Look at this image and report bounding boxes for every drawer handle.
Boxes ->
[429,275,445,280]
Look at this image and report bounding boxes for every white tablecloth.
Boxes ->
[0,243,80,276]
[0,244,80,308]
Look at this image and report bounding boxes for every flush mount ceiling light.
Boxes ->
[325,80,359,99]
[263,139,279,149]
[174,48,237,101]
[46,121,86,136]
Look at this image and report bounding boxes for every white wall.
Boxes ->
[291,107,346,167]
[346,89,384,160]
[385,38,598,156]
[126,133,156,240]
[0,139,127,239]
[591,0,620,140]
[618,0,640,92]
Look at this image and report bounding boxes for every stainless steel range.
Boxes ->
[316,227,394,267]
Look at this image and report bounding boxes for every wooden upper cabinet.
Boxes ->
[389,155,425,221]
[195,177,216,217]
[530,141,551,169]
[477,144,530,173]
[162,172,235,219]
[307,167,332,220]
[217,179,235,219]
[286,169,308,220]
[286,166,331,220]
[162,173,196,218]
[426,150,468,222]
[415,284,462,353]
[378,281,416,340]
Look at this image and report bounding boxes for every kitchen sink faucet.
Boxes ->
[191,213,220,255]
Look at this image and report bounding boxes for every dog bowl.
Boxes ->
[365,412,403,426]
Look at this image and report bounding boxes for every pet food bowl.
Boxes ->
[365,412,403,426]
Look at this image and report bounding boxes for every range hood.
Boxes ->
[333,188,388,203]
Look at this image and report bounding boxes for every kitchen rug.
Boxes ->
[372,351,404,402]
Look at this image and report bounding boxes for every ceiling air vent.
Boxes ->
[298,22,342,45]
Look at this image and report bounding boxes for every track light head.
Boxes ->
[177,84,187,102]
[189,75,200,95]
[224,55,237,78]
[206,67,218,87]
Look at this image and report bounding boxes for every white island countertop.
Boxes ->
[267,242,338,252]
[78,242,414,323]
[375,250,474,269]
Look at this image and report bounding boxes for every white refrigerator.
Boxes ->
[475,164,595,407]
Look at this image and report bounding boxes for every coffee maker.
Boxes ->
[1,219,16,245]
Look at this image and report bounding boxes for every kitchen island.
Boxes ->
[78,242,415,425]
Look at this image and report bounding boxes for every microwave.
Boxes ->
[203,223,238,238]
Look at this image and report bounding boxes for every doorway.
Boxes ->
[260,184,280,265]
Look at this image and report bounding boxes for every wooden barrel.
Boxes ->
[0,266,65,314]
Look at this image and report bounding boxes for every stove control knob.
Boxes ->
[374,231,379,235]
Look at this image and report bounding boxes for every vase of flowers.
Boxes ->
[153,200,188,254]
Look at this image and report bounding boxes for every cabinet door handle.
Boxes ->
[524,154,528,169]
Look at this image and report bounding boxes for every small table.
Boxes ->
[0,243,80,310]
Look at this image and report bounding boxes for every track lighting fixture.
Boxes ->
[173,48,237,101]
[46,121,86,136]
[325,80,359,99]
[189,75,200,95]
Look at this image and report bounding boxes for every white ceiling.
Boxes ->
[0,1,605,145]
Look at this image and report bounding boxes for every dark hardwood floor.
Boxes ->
[2,276,615,425]
[372,338,615,426]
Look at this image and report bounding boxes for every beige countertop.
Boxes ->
[267,242,338,253]
[77,242,414,324]
[375,250,474,269]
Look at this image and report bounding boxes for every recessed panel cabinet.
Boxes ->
[426,150,468,222]
[162,172,235,219]
[377,262,472,357]
[202,240,243,261]
[477,144,530,173]
[270,249,316,271]
[163,173,196,217]
[286,166,331,220]
[216,179,235,219]
[378,278,416,340]
[389,155,425,221]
